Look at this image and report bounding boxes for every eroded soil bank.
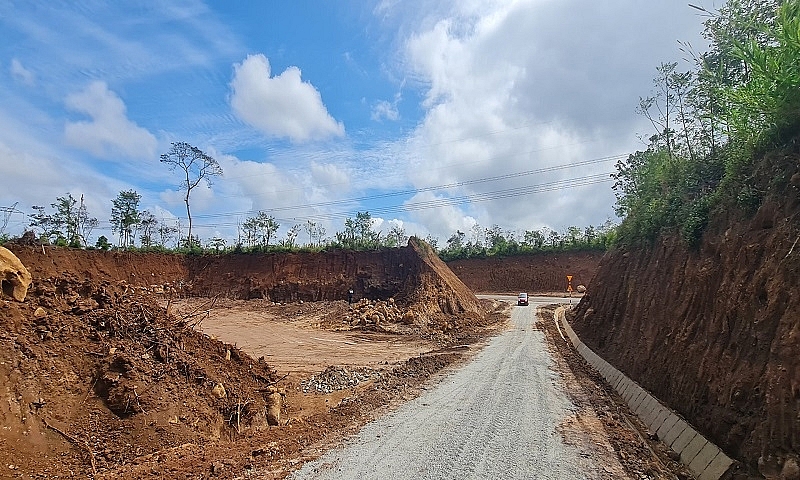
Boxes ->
[570,151,800,476]
[448,251,602,294]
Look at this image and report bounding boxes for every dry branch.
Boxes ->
[43,418,97,476]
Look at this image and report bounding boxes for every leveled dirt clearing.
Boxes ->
[174,298,435,373]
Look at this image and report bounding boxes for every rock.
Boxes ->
[759,455,782,479]
[783,457,800,480]
[212,383,226,399]
[266,392,282,426]
[34,307,47,318]
[791,172,800,187]
[576,285,586,293]
[0,246,32,302]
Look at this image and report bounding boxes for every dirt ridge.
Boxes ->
[570,152,800,475]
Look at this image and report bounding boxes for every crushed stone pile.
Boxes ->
[300,366,384,394]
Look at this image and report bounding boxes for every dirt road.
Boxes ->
[287,296,627,479]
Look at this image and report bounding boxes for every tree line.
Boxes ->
[613,0,800,245]
[2,196,615,258]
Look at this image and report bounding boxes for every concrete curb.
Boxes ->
[555,307,735,480]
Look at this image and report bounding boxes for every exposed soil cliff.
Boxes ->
[184,237,482,321]
[8,237,481,321]
[570,150,800,475]
[447,251,602,293]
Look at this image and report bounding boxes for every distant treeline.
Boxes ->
[1,202,615,260]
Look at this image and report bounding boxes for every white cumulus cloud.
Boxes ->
[230,54,344,143]
[64,81,158,160]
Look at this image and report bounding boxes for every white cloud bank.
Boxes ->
[230,54,345,143]
[64,81,158,160]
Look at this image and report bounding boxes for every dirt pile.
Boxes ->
[447,251,602,294]
[0,273,278,477]
[569,150,800,475]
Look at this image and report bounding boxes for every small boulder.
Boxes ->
[266,392,282,426]
[212,383,226,399]
[0,247,32,302]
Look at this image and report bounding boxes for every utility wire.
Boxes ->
[192,154,624,220]
[189,172,613,228]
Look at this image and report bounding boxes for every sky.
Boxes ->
[0,0,719,247]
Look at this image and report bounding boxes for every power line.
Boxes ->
[192,154,624,221]
[189,172,614,229]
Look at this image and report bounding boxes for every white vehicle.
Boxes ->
[517,292,529,306]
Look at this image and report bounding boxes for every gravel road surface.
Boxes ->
[289,296,600,479]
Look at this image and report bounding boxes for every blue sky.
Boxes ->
[0,0,717,247]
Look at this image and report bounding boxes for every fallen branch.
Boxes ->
[785,235,799,260]
[43,418,97,476]
[260,373,290,389]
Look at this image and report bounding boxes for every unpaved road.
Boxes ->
[288,296,625,480]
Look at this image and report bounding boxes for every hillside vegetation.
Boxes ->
[613,0,800,245]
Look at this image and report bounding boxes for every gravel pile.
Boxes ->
[345,298,416,327]
[301,366,383,394]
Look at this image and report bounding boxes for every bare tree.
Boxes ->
[159,142,222,247]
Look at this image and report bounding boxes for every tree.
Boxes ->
[282,224,301,248]
[139,210,158,248]
[256,213,279,248]
[157,222,180,248]
[336,212,380,250]
[305,220,326,247]
[29,194,96,247]
[565,226,582,246]
[207,237,226,252]
[387,224,407,247]
[241,212,280,249]
[95,235,111,251]
[111,190,141,248]
[447,230,465,250]
[160,142,222,247]
[523,229,545,250]
[75,195,98,247]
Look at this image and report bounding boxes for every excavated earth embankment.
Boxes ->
[186,237,482,323]
[570,150,800,477]
[447,250,602,294]
[0,237,488,477]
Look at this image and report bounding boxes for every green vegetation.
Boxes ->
[3,197,613,261]
[614,0,800,246]
[437,222,616,261]
[28,194,98,248]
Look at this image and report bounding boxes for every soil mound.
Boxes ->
[569,149,800,475]
[0,274,277,477]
